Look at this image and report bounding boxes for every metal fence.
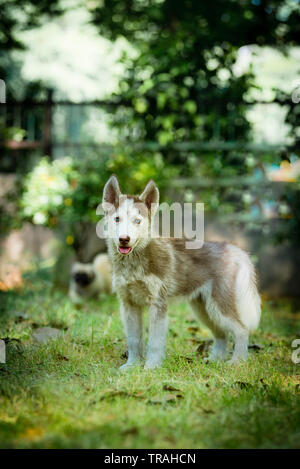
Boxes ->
[0,89,290,172]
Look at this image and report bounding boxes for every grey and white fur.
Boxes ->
[102,175,261,369]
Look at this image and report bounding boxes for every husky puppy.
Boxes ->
[69,253,111,304]
[102,175,261,369]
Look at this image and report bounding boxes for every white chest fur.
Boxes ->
[113,262,163,306]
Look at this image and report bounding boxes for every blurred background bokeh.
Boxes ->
[0,0,299,296]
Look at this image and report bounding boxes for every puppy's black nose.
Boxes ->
[74,271,94,287]
[119,235,130,245]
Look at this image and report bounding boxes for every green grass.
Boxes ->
[0,269,299,449]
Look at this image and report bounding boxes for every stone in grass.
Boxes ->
[33,327,63,344]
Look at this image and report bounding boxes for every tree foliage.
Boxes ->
[89,0,299,145]
[2,0,300,245]
[0,0,64,101]
[86,0,300,242]
[0,0,63,52]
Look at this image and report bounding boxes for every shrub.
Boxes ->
[20,150,178,247]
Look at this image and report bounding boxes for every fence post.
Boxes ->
[43,88,53,158]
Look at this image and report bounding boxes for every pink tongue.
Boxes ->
[118,246,131,254]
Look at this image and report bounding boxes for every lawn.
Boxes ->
[0,269,299,449]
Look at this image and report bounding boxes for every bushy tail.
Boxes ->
[236,256,261,332]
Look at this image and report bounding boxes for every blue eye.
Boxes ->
[115,216,120,223]
[135,218,141,224]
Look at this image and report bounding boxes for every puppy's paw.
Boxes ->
[119,361,140,372]
[203,355,224,364]
[144,360,162,370]
[227,356,247,365]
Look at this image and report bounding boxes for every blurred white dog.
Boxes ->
[69,253,112,304]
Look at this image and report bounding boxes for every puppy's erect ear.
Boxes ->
[139,179,159,215]
[102,175,121,211]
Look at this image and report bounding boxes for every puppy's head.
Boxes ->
[102,175,159,256]
[71,262,95,289]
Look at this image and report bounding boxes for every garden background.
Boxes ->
[0,0,299,449]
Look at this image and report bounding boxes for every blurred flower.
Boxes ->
[33,212,46,224]
[184,190,194,202]
[39,195,49,205]
[21,157,76,226]
[64,197,73,206]
[53,195,63,205]
[278,203,291,218]
[41,175,56,186]
[246,156,256,167]
[242,192,253,204]
[66,235,74,245]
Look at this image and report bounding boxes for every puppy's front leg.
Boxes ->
[145,300,168,369]
[120,302,143,370]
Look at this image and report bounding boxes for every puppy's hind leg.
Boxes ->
[227,256,259,363]
[228,323,249,364]
[190,297,228,362]
[208,335,228,362]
